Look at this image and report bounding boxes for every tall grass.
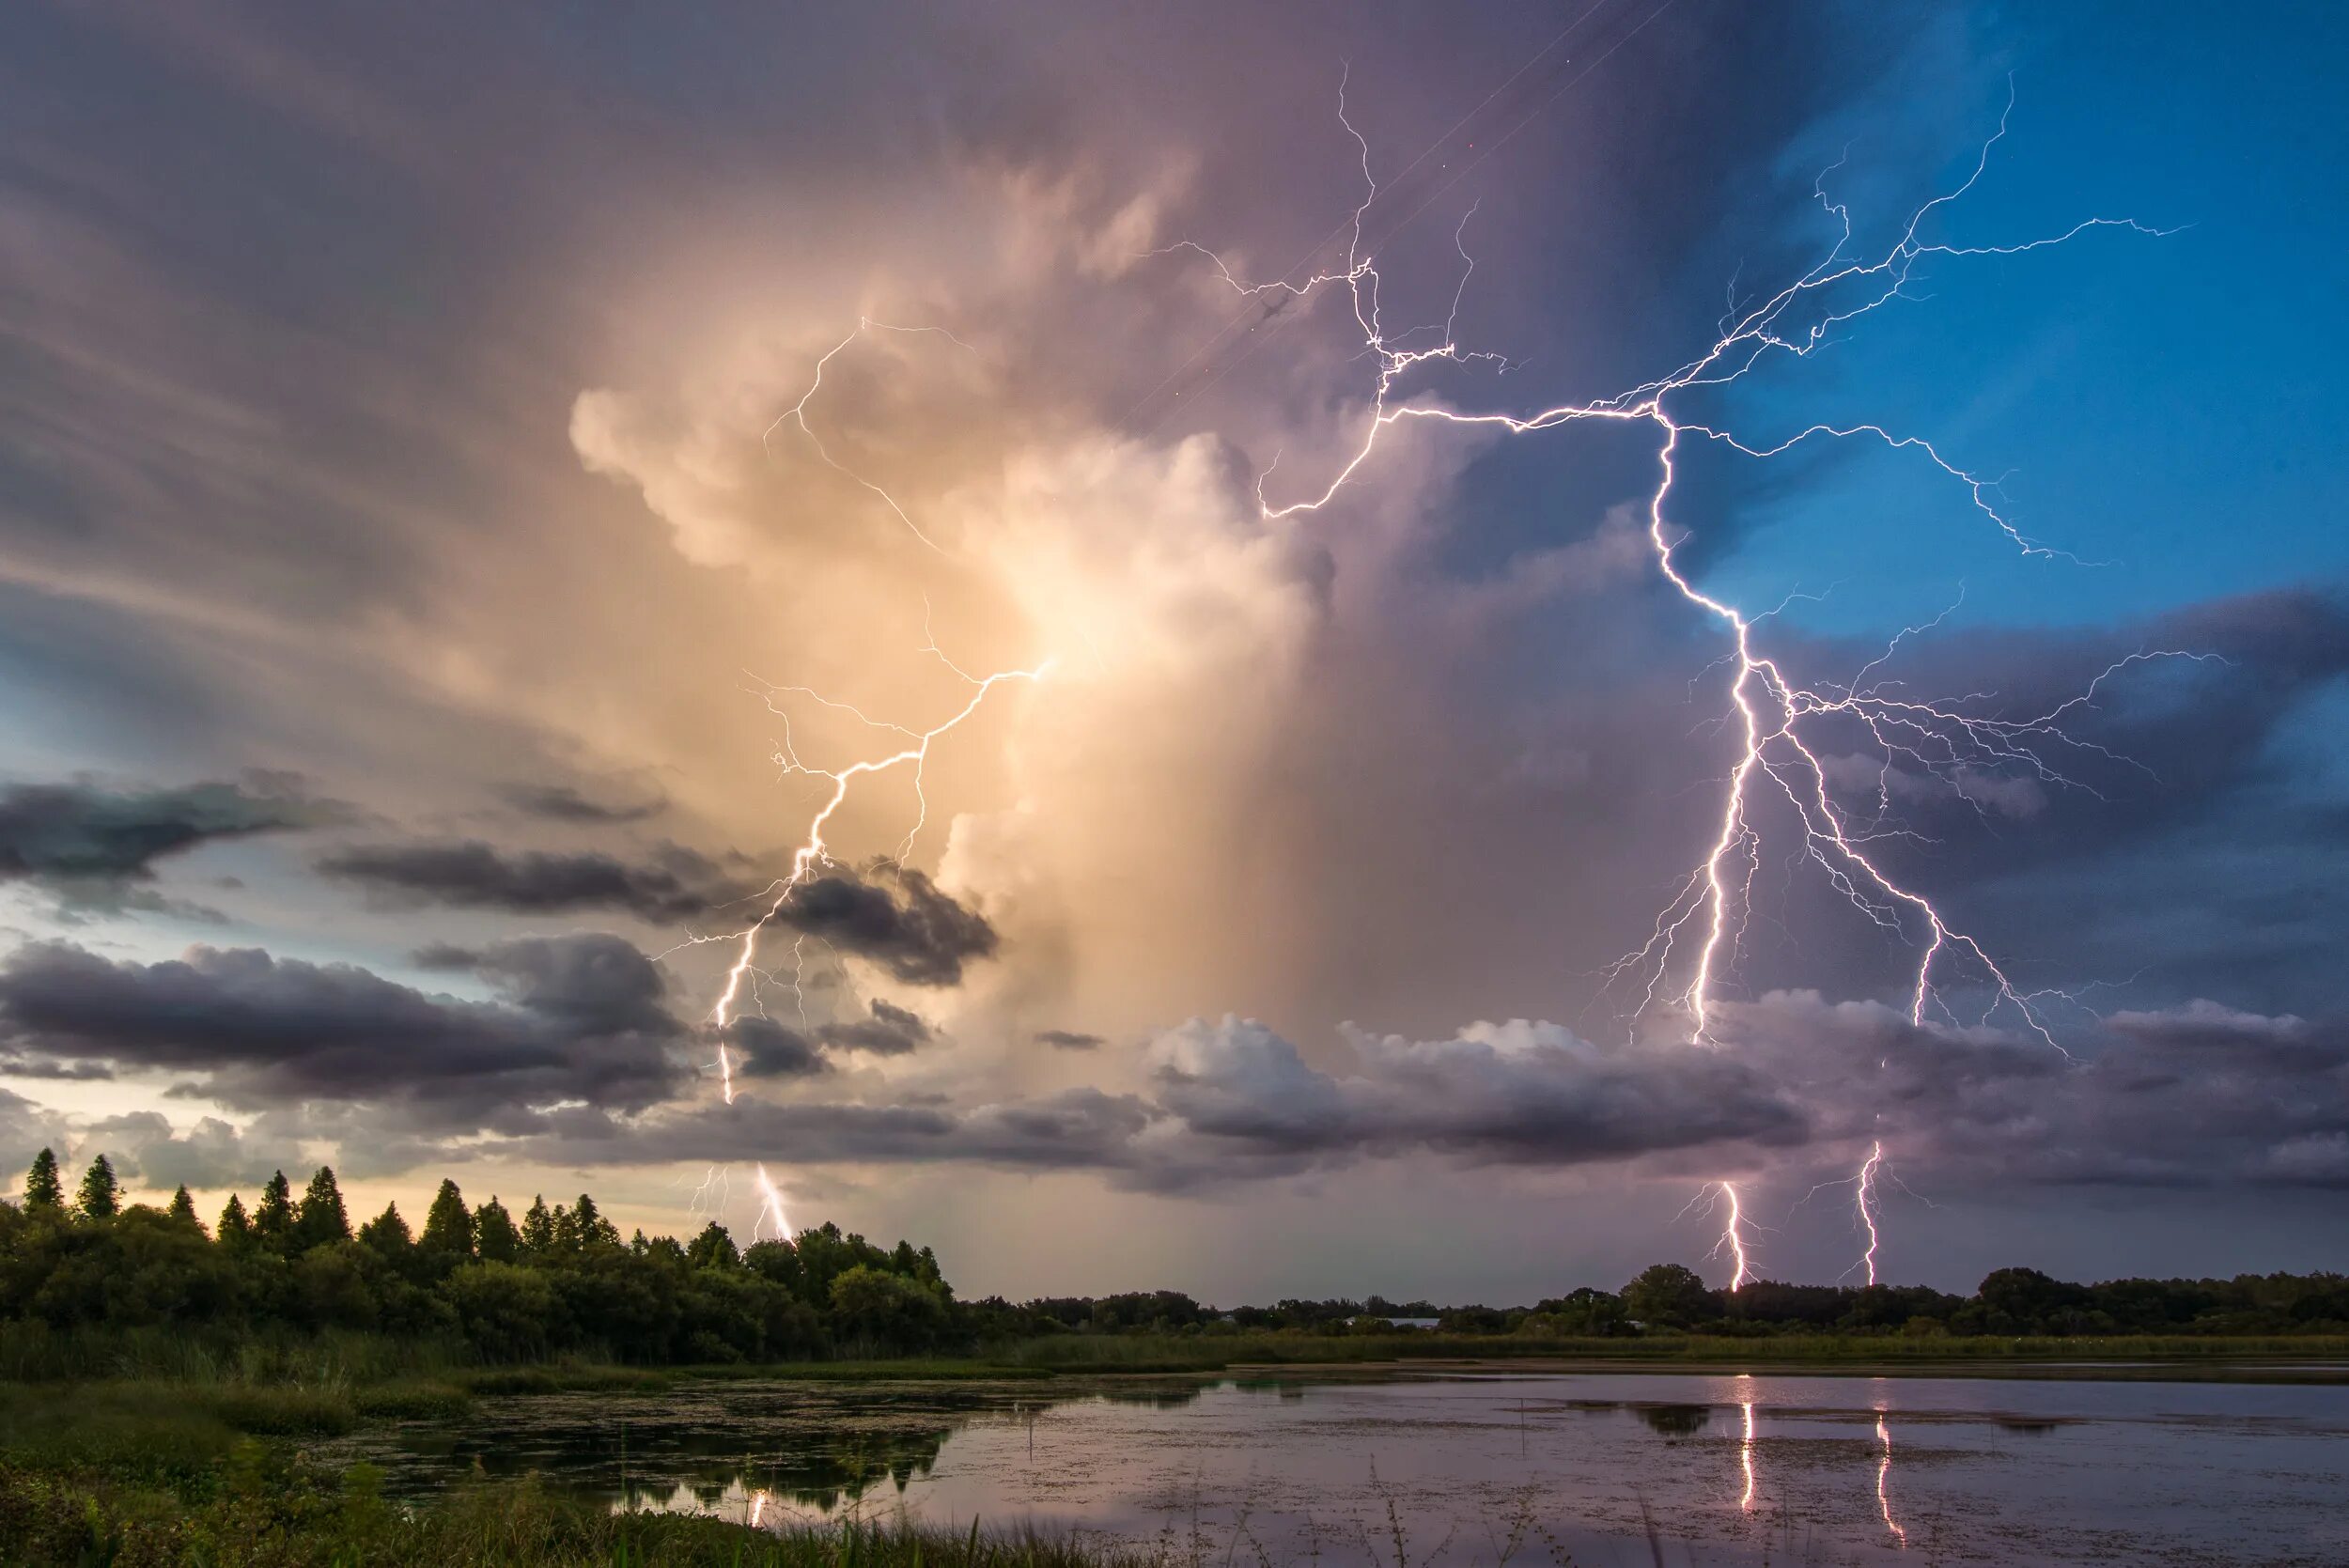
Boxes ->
[0,1465,1188,1568]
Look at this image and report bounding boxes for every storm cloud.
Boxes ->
[316,839,743,922]
[767,865,999,987]
[0,935,690,1134]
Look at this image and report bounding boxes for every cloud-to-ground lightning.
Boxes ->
[1172,83,2184,1046]
[1161,78,2191,1286]
[1856,1141,1887,1287]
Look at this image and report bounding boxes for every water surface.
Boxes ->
[336,1367,2349,1566]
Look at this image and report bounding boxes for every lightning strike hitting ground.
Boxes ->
[1182,85,2184,1048]
[1163,79,2190,1284]
[1856,1141,1887,1287]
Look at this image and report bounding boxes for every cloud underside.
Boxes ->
[5,931,2341,1194]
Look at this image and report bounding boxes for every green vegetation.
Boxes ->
[1,1155,964,1369]
[3,1456,1161,1568]
[5,1150,2345,1385]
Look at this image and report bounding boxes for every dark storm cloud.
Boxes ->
[726,1017,829,1079]
[1034,1029,1103,1050]
[769,865,998,987]
[495,781,668,825]
[1712,991,2349,1192]
[0,776,336,899]
[819,999,931,1056]
[0,935,688,1132]
[316,839,743,922]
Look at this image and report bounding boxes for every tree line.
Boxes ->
[5,1151,2344,1362]
[2,1150,958,1361]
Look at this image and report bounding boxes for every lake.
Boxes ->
[334,1364,2349,1566]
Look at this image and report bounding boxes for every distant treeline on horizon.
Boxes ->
[5,1151,2345,1365]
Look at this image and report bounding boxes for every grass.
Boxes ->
[0,1461,1176,1568]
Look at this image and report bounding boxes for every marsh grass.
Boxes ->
[1,1461,1215,1568]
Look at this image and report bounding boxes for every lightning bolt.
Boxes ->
[1172,80,2188,1049]
[1678,1178,1755,1291]
[1856,1140,1886,1287]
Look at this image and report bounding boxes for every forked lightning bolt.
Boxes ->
[1183,84,2184,1047]
[1164,80,2188,1287]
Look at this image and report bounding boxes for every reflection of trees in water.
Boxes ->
[1632,1404,1713,1437]
[674,1424,954,1514]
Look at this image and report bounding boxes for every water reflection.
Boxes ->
[1631,1403,1712,1436]
[1874,1410,1906,1547]
[328,1368,2349,1568]
[1738,1400,1757,1513]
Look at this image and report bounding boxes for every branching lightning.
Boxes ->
[1196,85,2186,1048]
[1161,76,2190,1288]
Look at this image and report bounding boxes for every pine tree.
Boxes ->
[294,1166,351,1250]
[76,1154,120,1219]
[520,1195,555,1257]
[419,1178,474,1260]
[23,1148,62,1210]
[167,1186,203,1231]
[474,1197,521,1263]
[571,1192,620,1250]
[254,1171,296,1250]
[217,1193,255,1247]
[359,1203,413,1257]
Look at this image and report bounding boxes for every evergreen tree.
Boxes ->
[76,1154,120,1219]
[520,1195,555,1257]
[570,1192,620,1250]
[217,1192,255,1247]
[419,1178,474,1259]
[475,1197,521,1263]
[254,1171,296,1250]
[359,1202,413,1257]
[167,1186,203,1231]
[23,1148,62,1210]
[686,1219,740,1270]
[294,1166,351,1250]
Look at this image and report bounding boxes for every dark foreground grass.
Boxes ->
[1,1458,1159,1568]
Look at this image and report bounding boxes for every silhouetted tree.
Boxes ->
[1622,1263,1715,1328]
[687,1220,740,1270]
[23,1148,61,1210]
[167,1187,202,1231]
[254,1171,296,1251]
[519,1196,555,1257]
[76,1155,120,1220]
[360,1203,413,1258]
[294,1167,351,1250]
[217,1193,254,1247]
[419,1179,474,1261]
[475,1197,521,1264]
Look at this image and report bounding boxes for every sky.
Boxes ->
[2,0,2344,1303]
